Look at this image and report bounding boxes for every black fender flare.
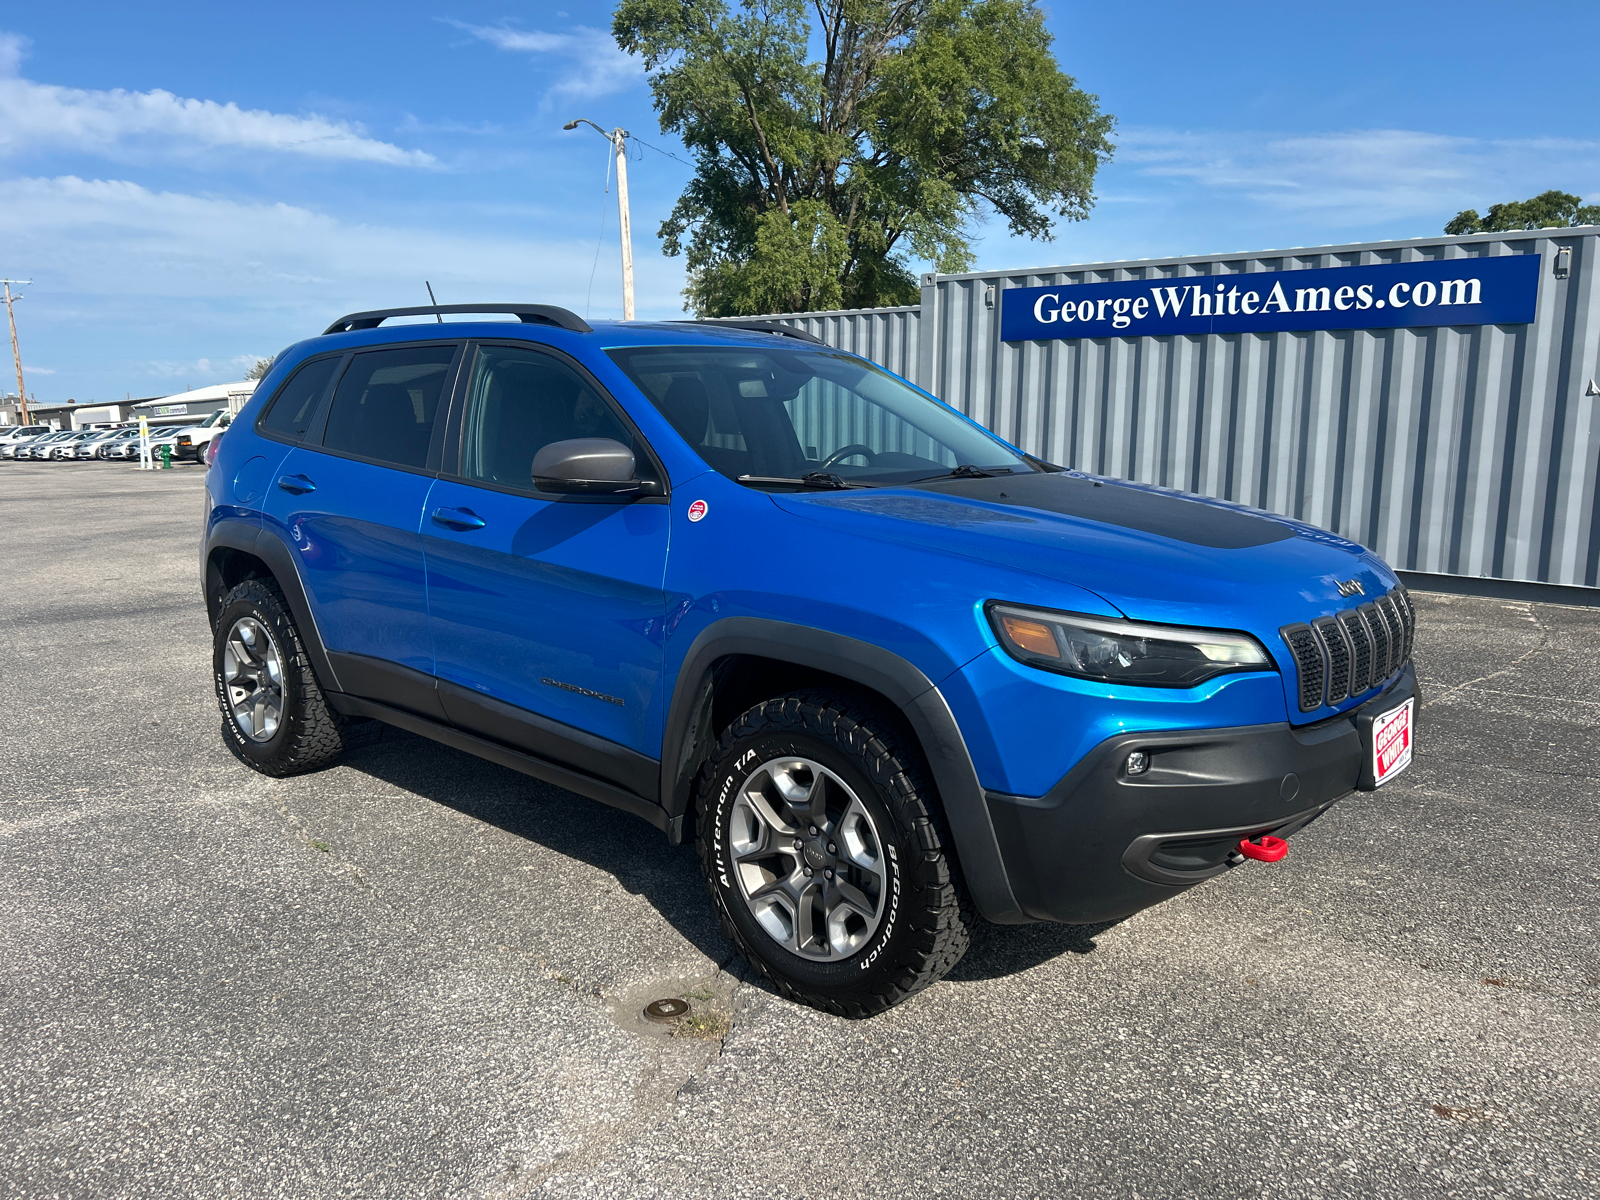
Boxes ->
[660,617,1026,924]
[204,519,343,695]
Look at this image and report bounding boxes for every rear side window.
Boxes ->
[259,357,340,442]
[321,345,457,470]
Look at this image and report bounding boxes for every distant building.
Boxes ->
[130,380,257,427]
[5,400,87,430]
[2,379,259,429]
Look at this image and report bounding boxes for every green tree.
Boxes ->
[1445,189,1600,236]
[244,357,273,382]
[613,0,1115,316]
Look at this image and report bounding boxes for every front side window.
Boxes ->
[321,345,457,469]
[607,346,1033,486]
[459,344,641,490]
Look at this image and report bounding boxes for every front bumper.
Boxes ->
[985,665,1418,924]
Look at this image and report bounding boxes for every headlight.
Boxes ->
[987,602,1273,688]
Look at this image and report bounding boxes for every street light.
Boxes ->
[564,119,634,321]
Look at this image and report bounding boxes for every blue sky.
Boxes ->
[2,0,1596,403]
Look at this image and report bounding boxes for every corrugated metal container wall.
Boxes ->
[752,230,1600,593]
[774,304,922,380]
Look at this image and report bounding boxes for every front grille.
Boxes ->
[1340,609,1374,693]
[1391,587,1415,661]
[1280,586,1414,712]
[1314,615,1351,702]
[1362,601,1391,681]
[1282,625,1325,712]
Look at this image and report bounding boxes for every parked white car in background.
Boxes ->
[95,428,144,458]
[172,409,234,460]
[73,428,127,458]
[1,428,53,457]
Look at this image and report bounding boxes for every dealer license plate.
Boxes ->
[1371,697,1414,786]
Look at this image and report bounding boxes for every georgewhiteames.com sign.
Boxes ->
[1000,254,1541,342]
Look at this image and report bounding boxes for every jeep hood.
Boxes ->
[770,471,1396,634]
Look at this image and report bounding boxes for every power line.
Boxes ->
[584,140,613,319]
[627,133,694,168]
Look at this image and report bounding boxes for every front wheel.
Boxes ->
[698,691,973,1016]
[213,578,349,776]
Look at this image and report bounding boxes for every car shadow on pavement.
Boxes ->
[336,726,1120,989]
[337,727,735,965]
[948,919,1121,982]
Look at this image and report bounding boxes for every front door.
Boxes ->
[422,342,670,772]
[262,342,460,708]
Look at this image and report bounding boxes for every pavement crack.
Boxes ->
[490,1033,723,1199]
[488,961,744,1199]
[269,794,421,935]
[1420,603,1550,712]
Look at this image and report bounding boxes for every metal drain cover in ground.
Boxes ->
[643,997,691,1023]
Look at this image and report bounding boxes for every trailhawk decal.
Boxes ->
[687,499,708,522]
[540,677,624,706]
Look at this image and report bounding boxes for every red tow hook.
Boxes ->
[1236,835,1289,863]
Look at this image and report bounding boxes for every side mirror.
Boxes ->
[531,437,663,496]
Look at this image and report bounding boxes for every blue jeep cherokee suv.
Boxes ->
[204,303,1418,1015]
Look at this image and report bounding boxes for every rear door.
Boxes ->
[422,340,670,779]
[262,341,462,713]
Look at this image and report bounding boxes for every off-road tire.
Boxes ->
[697,690,974,1017]
[213,578,348,776]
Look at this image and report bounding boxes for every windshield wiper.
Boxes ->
[736,473,877,490]
[910,464,1006,482]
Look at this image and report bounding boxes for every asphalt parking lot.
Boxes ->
[2,459,1597,1200]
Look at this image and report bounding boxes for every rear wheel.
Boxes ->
[698,690,973,1016]
[213,578,348,776]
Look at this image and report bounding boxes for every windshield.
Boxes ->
[607,345,1032,486]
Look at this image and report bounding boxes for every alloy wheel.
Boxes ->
[222,616,285,742]
[728,756,889,961]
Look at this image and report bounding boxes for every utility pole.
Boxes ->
[563,120,634,320]
[1,279,31,424]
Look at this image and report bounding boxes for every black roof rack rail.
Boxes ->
[678,319,825,345]
[323,304,592,336]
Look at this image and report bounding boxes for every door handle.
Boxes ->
[276,474,316,495]
[431,506,486,531]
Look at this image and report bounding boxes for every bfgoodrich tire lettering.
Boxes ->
[213,578,348,776]
[698,690,973,1016]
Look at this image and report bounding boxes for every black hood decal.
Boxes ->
[912,472,1295,550]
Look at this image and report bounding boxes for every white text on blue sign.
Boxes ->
[1000,254,1540,341]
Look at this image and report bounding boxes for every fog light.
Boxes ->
[1126,750,1149,776]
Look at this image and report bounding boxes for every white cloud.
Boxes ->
[143,354,262,380]
[966,124,1600,277]
[1116,126,1600,225]
[0,174,666,302]
[0,31,433,166]
[451,22,641,101]
[0,174,685,389]
[396,113,502,136]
